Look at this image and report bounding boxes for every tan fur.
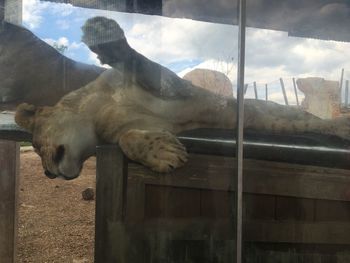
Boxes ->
[15,66,350,180]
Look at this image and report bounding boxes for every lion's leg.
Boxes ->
[243,100,350,140]
[118,129,188,173]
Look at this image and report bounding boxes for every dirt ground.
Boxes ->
[17,150,96,263]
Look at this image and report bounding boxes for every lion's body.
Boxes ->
[14,16,350,179]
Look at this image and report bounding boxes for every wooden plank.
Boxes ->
[315,200,350,221]
[0,140,19,263]
[244,194,275,220]
[128,154,350,201]
[119,218,350,244]
[125,177,146,222]
[200,190,232,218]
[245,220,350,244]
[95,145,128,263]
[144,185,201,218]
[275,196,314,221]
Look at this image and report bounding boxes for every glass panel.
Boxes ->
[244,1,350,262]
[0,0,242,262]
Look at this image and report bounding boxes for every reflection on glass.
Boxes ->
[244,1,350,262]
[1,1,240,262]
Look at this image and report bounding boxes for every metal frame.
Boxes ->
[235,0,246,262]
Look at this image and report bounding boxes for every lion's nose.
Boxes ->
[45,170,57,179]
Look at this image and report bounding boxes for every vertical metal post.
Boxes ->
[292,78,300,106]
[265,84,268,101]
[234,0,246,262]
[340,68,344,105]
[279,78,289,105]
[0,141,19,263]
[253,81,258,99]
[345,80,349,108]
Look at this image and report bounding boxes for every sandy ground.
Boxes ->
[17,150,96,263]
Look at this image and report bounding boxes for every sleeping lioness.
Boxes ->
[15,17,350,180]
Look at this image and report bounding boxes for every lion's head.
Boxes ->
[15,103,98,180]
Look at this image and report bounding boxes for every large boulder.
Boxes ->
[183,68,233,97]
[297,77,340,119]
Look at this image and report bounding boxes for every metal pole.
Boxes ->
[279,78,289,105]
[234,0,246,262]
[340,68,344,105]
[253,81,258,99]
[265,84,268,101]
[292,78,300,106]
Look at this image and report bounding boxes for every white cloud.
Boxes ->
[87,50,111,69]
[22,0,74,29]
[44,37,69,47]
[22,0,50,29]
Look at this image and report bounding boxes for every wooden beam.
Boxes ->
[127,154,350,202]
[0,140,19,263]
[95,145,128,263]
[245,220,350,244]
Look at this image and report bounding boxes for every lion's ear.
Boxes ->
[15,103,37,132]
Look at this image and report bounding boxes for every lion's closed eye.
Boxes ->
[54,145,65,163]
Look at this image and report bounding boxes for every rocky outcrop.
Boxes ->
[297,77,340,119]
[183,68,233,97]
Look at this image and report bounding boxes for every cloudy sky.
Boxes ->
[22,0,350,105]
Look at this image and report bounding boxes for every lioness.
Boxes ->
[15,17,350,180]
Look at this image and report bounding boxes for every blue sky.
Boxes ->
[22,0,350,105]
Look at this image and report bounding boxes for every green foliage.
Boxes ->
[52,43,68,54]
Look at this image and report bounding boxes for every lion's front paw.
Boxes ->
[119,129,188,173]
[145,133,188,173]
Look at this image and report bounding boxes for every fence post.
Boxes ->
[340,68,344,105]
[95,145,128,263]
[253,81,258,99]
[279,78,289,105]
[345,80,349,108]
[265,84,268,101]
[292,78,300,106]
[0,140,19,263]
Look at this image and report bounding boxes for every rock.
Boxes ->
[82,187,94,201]
[183,68,233,97]
[297,77,340,119]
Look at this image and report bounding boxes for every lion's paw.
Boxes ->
[119,129,188,173]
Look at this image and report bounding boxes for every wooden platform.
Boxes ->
[95,145,350,262]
